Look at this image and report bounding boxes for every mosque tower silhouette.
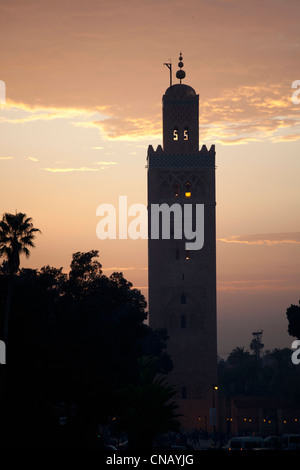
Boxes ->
[147,53,218,430]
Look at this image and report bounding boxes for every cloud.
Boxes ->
[0,156,14,160]
[271,134,300,143]
[42,167,99,173]
[3,83,299,145]
[102,267,148,272]
[1,0,300,146]
[102,267,136,272]
[217,278,300,294]
[26,156,39,162]
[218,232,300,246]
[75,115,161,141]
[68,82,300,144]
[199,83,300,145]
[217,136,262,146]
[93,161,117,165]
[1,100,108,125]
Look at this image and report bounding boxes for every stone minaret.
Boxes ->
[147,54,218,431]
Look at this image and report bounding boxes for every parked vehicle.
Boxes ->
[263,435,282,450]
[226,436,264,450]
[282,434,300,450]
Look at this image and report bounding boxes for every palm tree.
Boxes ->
[116,356,180,449]
[0,212,41,342]
[266,348,293,397]
[226,347,255,395]
[0,212,41,275]
[227,346,251,367]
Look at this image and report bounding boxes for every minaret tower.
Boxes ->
[147,54,218,430]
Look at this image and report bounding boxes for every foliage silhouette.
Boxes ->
[218,344,300,400]
[286,301,300,340]
[0,212,40,344]
[113,356,180,449]
[0,212,41,275]
[0,250,174,449]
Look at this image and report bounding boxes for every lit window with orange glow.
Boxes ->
[185,250,190,260]
[173,128,178,140]
[185,182,192,198]
[184,128,189,140]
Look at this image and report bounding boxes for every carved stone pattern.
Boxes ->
[149,153,215,168]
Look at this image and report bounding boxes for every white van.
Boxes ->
[228,436,264,450]
[282,434,300,450]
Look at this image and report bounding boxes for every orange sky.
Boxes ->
[1,0,300,357]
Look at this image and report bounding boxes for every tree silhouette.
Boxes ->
[219,341,300,399]
[0,212,41,343]
[227,346,251,366]
[0,249,176,448]
[263,348,299,398]
[222,347,257,396]
[115,356,180,449]
[286,301,300,339]
[0,212,41,275]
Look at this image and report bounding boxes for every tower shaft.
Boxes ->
[147,60,218,430]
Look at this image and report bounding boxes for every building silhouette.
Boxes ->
[147,54,218,430]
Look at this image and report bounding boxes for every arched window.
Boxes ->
[174,182,180,197]
[173,128,178,141]
[184,127,189,140]
[181,293,186,304]
[185,182,192,198]
[180,315,186,328]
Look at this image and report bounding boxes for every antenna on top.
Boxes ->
[164,60,172,87]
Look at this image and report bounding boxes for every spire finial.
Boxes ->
[176,52,186,84]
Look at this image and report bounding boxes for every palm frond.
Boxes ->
[0,212,41,273]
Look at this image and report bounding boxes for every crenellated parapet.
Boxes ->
[147,143,215,169]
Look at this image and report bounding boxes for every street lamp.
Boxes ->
[212,384,219,438]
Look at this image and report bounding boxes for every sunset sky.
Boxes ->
[1,0,300,357]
